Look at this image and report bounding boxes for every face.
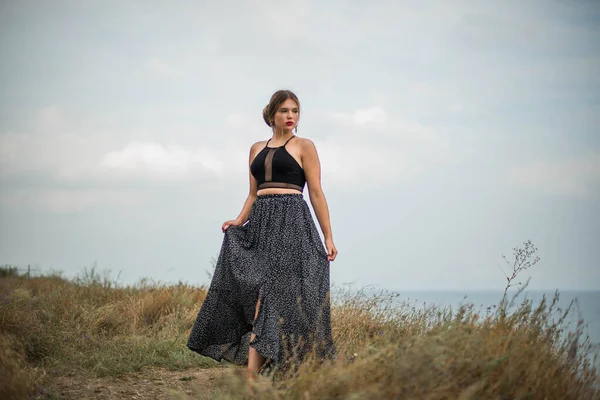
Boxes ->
[273,98,299,132]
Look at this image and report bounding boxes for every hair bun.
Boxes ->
[262,105,271,127]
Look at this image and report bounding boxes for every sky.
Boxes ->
[0,0,599,291]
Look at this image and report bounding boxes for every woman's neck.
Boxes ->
[272,130,294,140]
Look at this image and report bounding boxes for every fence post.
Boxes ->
[27,264,30,278]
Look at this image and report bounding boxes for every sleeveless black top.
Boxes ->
[250,135,306,193]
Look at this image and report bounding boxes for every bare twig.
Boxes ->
[499,240,540,317]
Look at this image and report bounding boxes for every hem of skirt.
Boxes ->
[186,344,276,368]
[249,334,278,364]
[186,344,248,366]
[186,344,222,363]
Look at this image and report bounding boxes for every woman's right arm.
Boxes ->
[222,142,261,231]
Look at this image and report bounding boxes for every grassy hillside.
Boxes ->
[0,267,217,399]
[1,248,598,399]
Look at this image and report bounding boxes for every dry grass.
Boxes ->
[212,288,599,399]
[0,334,35,400]
[0,267,217,398]
[1,249,599,399]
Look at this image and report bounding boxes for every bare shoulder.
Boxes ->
[249,140,267,154]
[251,140,268,150]
[248,140,267,164]
[295,137,318,153]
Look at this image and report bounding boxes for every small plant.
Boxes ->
[0,265,19,278]
[73,262,122,289]
[497,239,540,317]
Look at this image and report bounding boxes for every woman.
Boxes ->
[187,89,337,380]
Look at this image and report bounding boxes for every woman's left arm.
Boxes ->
[301,138,338,262]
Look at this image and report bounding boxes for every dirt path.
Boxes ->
[42,367,234,400]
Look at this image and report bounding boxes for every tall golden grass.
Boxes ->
[211,241,599,399]
[214,288,599,399]
[0,267,217,398]
[0,240,598,399]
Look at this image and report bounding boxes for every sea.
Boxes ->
[354,289,600,348]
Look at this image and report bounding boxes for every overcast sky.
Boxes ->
[1,0,599,291]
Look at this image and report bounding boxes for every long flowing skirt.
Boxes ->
[187,193,336,369]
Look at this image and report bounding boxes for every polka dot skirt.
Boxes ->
[187,193,336,369]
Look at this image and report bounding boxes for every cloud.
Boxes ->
[507,152,600,197]
[448,104,464,113]
[330,106,431,136]
[317,106,453,188]
[1,0,599,291]
[145,58,185,79]
[0,104,249,184]
[333,107,387,126]
[452,12,539,54]
[258,0,312,40]
[0,131,22,165]
[35,104,68,132]
[99,142,226,180]
[0,106,120,180]
[0,188,145,213]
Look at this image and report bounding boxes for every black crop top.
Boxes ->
[250,135,306,193]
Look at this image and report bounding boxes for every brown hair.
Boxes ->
[262,90,300,128]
